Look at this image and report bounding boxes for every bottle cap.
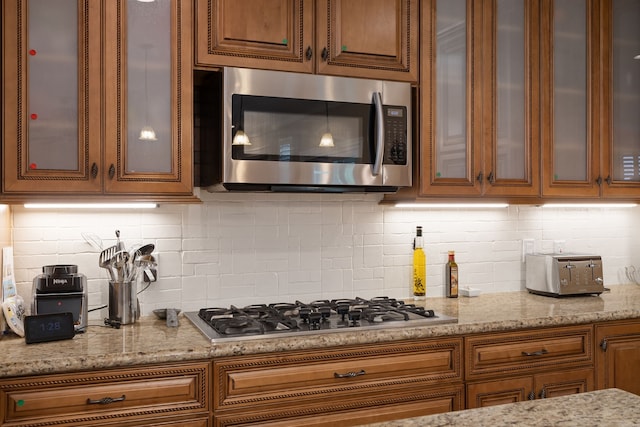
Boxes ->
[416,226,422,237]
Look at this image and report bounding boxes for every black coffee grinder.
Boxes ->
[32,265,88,332]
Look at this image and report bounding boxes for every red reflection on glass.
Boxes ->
[29,163,37,170]
[29,49,37,56]
[30,113,38,120]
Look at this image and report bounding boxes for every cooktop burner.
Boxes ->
[185,296,457,342]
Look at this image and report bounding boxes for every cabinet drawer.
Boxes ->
[0,361,211,425]
[465,325,593,379]
[214,338,463,411]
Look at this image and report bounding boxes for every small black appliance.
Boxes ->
[32,264,88,332]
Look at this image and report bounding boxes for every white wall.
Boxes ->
[9,190,640,318]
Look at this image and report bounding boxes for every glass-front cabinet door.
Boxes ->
[2,0,102,194]
[421,0,482,196]
[103,0,193,195]
[601,0,640,197]
[420,0,537,198]
[541,0,600,197]
[2,0,193,198]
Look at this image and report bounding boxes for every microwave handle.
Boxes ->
[372,92,384,176]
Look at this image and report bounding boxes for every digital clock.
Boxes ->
[24,312,76,344]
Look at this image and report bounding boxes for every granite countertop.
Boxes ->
[361,388,640,427]
[1,284,639,377]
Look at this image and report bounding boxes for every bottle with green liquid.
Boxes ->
[412,226,426,300]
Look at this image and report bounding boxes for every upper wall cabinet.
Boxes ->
[194,0,419,82]
[540,0,600,198]
[417,0,539,198]
[2,0,195,201]
[600,0,640,198]
[537,0,640,200]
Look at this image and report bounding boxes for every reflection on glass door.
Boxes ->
[435,0,467,180]
[612,0,640,182]
[552,0,588,182]
[126,0,172,173]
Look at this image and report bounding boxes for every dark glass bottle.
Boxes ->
[446,250,458,298]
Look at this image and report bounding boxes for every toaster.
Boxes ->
[525,254,605,297]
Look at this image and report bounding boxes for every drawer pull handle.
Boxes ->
[87,394,126,405]
[521,349,548,357]
[334,370,366,379]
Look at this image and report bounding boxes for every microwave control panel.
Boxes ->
[383,106,408,165]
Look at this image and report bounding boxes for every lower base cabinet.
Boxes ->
[0,361,211,426]
[466,367,594,408]
[595,319,640,395]
[212,338,464,427]
[464,325,595,409]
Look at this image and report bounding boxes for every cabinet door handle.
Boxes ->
[476,172,483,182]
[539,388,546,399]
[87,394,126,405]
[528,390,536,400]
[334,369,366,378]
[605,175,612,185]
[596,175,603,186]
[108,164,115,179]
[305,46,312,60]
[321,47,328,61]
[521,349,548,357]
[487,171,495,184]
[90,163,98,179]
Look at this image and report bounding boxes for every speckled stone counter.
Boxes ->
[0,316,213,377]
[1,284,639,377]
[361,388,640,427]
[209,284,640,357]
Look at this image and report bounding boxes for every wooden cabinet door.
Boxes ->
[480,0,540,198]
[540,0,601,198]
[194,0,314,73]
[315,0,418,82]
[467,376,533,408]
[596,321,640,395]
[600,0,640,198]
[534,367,594,399]
[2,0,102,194]
[467,368,593,409]
[103,0,194,197]
[419,0,538,199]
[419,0,484,197]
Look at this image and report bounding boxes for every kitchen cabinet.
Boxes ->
[1,0,196,202]
[465,325,595,408]
[194,0,418,82]
[541,0,640,199]
[407,0,540,200]
[212,337,463,426]
[0,361,211,426]
[540,0,601,198]
[595,319,640,395]
[599,0,640,198]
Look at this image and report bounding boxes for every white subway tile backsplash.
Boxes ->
[7,197,640,317]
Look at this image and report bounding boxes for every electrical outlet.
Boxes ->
[554,240,566,254]
[522,239,535,262]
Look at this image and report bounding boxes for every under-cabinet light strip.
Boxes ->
[24,203,158,209]
[394,203,509,209]
[542,203,637,208]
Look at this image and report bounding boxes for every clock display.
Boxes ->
[24,312,75,344]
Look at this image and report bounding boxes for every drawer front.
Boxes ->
[214,384,464,427]
[1,362,211,425]
[465,326,593,380]
[214,338,463,410]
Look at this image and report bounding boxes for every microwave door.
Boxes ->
[228,95,384,187]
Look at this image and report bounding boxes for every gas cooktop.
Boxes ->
[185,296,457,343]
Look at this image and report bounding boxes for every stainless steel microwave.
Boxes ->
[208,67,412,193]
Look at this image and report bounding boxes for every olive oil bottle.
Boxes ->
[446,250,459,298]
[412,226,426,299]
